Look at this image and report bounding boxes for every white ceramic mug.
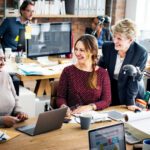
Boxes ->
[143,139,150,150]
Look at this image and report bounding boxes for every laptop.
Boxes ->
[88,123,126,150]
[16,107,67,136]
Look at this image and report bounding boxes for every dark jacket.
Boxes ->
[99,41,148,105]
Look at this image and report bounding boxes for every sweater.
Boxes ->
[0,70,21,126]
[56,65,111,110]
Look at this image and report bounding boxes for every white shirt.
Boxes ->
[113,54,125,80]
[0,70,21,125]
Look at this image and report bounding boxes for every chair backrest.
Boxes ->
[10,73,20,96]
[50,80,59,109]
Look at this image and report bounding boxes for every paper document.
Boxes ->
[70,111,111,124]
[47,63,72,72]
[17,63,57,75]
[0,129,20,143]
[125,111,150,134]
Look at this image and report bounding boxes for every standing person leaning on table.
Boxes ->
[56,34,111,116]
[0,0,34,52]
[0,49,28,127]
[98,18,148,111]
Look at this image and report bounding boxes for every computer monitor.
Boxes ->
[27,22,72,58]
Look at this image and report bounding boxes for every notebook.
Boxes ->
[88,123,126,150]
[16,107,67,136]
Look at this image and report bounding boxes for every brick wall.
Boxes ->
[112,0,126,24]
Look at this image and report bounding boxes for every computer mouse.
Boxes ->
[134,109,141,113]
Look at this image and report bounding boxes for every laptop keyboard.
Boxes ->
[108,110,124,120]
[17,124,36,135]
[125,130,141,144]
[24,128,34,135]
[19,124,36,131]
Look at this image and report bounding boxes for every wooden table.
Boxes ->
[8,57,71,97]
[0,106,133,150]
[17,72,61,97]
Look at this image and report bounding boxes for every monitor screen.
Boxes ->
[88,123,126,150]
[27,22,72,58]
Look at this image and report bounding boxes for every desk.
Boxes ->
[6,57,72,97]
[17,72,61,97]
[0,106,133,150]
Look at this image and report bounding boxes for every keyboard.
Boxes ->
[108,110,124,120]
[125,130,141,144]
[17,124,35,131]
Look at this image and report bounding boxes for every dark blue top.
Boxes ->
[0,17,25,51]
[97,28,112,48]
[99,41,148,106]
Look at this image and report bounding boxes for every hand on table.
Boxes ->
[3,116,19,127]
[16,112,28,122]
[72,105,93,115]
[60,104,72,118]
[127,105,142,112]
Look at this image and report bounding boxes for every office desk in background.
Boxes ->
[5,57,72,97]
[0,106,133,150]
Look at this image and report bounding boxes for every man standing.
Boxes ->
[0,0,34,52]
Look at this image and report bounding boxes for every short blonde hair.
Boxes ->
[112,18,137,40]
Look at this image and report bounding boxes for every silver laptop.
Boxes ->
[88,123,126,150]
[16,107,67,136]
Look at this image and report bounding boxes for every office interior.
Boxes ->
[0,0,150,149]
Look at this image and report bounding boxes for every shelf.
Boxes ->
[33,14,96,18]
[2,14,96,18]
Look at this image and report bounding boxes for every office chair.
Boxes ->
[10,73,20,96]
[50,80,59,109]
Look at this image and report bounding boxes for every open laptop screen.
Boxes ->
[88,123,126,150]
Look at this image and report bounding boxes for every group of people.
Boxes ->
[56,18,147,116]
[0,0,148,127]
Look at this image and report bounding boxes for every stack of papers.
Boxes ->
[70,111,111,123]
[17,63,56,75]
[0,131,10,143]
[0,129,20,143]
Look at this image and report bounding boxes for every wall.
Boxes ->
[0,0,126,42]
[33,18,91,43]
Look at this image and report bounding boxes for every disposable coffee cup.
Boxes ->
[143,139,150,150]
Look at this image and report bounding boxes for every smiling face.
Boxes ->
[113,33,133,52]
[74,41,92,65]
